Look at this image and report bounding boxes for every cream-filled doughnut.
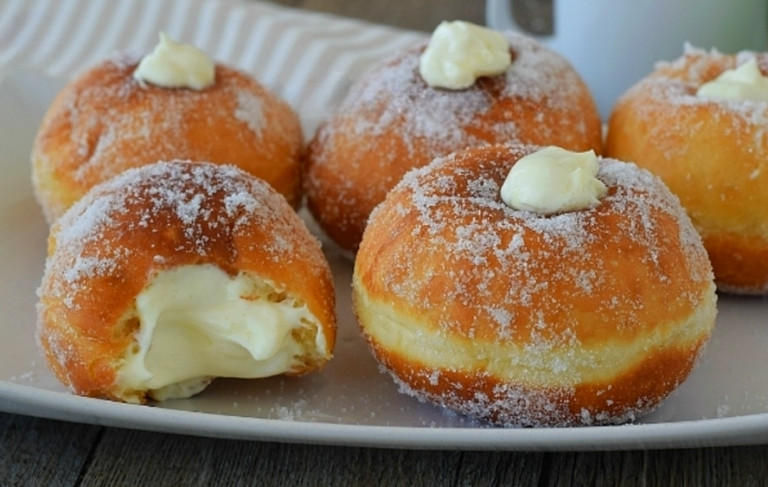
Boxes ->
[32,34,303,223]
[304,23,603,255]
[36,161,335,403]
[606,46,768,294]
[353,143,716,427]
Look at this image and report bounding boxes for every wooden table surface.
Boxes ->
[3,1,768,486]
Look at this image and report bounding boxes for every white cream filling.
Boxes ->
[696,57,768,103]
[501,146,607,215]
[133,32,215,90]
[419,20,511,90]
[117,264,325,401]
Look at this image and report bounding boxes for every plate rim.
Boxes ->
[4,380,768,451]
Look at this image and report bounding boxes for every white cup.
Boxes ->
[486,0,768,119]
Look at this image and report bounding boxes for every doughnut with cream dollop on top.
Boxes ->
[606,46,768,294]
[32,46,303,224]
[352,143,716,427]
[304,28,603,255]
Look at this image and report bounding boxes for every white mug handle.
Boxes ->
[485,0,553,37]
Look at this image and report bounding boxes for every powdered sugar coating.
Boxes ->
[235,91,266,137]
[386,368,660,428]
[43,161,327,303]
[58,58,280,183]
[355,144,717,427]
[336,32,590,151]
[378,148,710,328]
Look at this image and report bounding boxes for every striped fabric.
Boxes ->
[0,0,425,117]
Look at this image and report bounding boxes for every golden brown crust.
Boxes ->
[365,335,708,427]
[605,48,768,294]
[32,54,303,223]
[352,143,717,427]
[304,33,603,254]
[36,161,336,402]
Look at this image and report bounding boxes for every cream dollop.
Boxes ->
[117,264,326,402]
[133,32,215,90]
[418,20,511,90]
[500,146,607,215]
[696,57,768,102]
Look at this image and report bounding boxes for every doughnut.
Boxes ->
[352,143,717,427]
[32,44,303,224]
[36,161,336,403]
[605,46,768,294]
[304,26,603,255]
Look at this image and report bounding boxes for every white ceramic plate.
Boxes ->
[1,70,768,451]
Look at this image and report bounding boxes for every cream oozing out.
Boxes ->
[117,264,324,402]
[37,162,333,402]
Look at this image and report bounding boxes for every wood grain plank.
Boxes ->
[538,451,650,487]
[539,448,768,487]
[643,447,768,487]
[77,427,544,487]
[6,410,768,486]
[0,412,103,487]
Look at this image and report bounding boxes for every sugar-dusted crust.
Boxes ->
[353,143,717,427]
[304,32,603,254]
[36,161,336,403]
[32,54,303,223]
[606,46,768,294]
